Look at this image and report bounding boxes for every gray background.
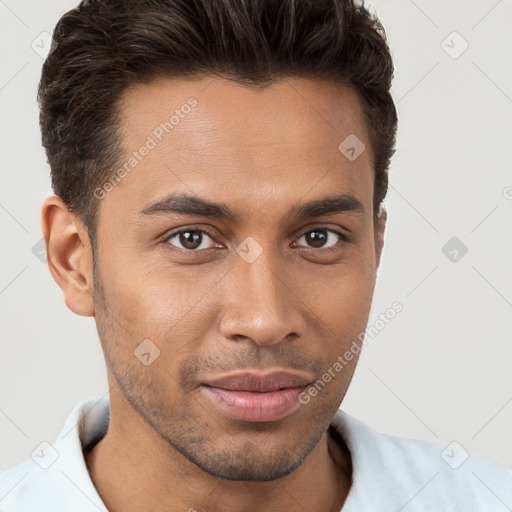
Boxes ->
[1,0,511,473]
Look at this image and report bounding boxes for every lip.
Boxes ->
[202,370,313,392]
[200,371,313,422]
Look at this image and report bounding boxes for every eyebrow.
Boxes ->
[139,192,366,220]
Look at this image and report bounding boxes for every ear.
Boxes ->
[41,195,95,317]
[374,205,387,269]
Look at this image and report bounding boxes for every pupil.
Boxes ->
[180,230,202,250]
[306,230,327,248]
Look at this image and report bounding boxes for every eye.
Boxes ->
[295,229,344,249]
[164,229,218,251]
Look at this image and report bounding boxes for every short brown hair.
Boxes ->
[38,0,397,239]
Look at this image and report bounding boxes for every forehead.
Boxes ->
[119,75,370,152]
[106,75,373,216]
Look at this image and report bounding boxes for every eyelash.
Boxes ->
[161,226,350,255]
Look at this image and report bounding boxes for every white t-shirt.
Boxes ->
[1,395,511,511]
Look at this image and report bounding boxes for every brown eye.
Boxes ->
[166,229,216,251]
[296,229,341,249]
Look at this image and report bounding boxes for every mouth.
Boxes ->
[199,370,313,422]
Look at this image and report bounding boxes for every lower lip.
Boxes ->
[200,385,306,422]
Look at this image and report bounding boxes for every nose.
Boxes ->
[219,248,306,347]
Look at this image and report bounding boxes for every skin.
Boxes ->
[42,76,386,512]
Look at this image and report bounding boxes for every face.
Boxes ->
[89,76,384,481]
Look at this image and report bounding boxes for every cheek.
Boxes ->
[97,256,226,355]
[303,252,376,326]
[297,253,376,378]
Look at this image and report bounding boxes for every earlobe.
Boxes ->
[41,195,95,317]
[375,206,387,269]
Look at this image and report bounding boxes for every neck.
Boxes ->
[84,387,352,512]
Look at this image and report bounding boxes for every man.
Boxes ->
[0,0,510,510]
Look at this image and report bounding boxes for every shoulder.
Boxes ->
[0,397,109,512]
[331,410,512,511]
[0,457,67,510]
